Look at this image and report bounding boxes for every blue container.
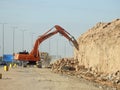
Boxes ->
[3,54,13,62]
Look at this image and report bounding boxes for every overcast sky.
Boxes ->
[0,0,120,57]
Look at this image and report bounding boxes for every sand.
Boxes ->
[0,67,103,90]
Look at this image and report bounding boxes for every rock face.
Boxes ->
[74,19,120,74]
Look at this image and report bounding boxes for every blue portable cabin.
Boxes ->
[3,54,14,63]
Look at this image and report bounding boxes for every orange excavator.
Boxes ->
[14,25,79,67]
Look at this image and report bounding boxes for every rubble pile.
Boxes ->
[51,58,78,74]
[51,58,120,89]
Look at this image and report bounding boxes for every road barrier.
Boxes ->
[0,73,2,79]
[4,65,9,71]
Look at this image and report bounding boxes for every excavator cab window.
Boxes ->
[19,50,29,54]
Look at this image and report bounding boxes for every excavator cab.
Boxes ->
[18,50,29,54]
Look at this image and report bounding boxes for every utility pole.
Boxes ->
[56,39,58,58]
[64,41,66,57]
[0,23,7,61]
[31,32,35,48]
[12,27,17,54]
[0,45,1,59]
[21,30,27,51]
[49,38,51,55]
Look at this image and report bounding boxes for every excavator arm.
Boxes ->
[30,25,79,57]
[14,25,78,63]
[54,25,79,50]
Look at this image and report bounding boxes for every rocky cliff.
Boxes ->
[74,19,120,74]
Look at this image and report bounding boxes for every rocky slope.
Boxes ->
[74,19,120,74]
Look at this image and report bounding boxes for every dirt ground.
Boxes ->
[0,66,112,90]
